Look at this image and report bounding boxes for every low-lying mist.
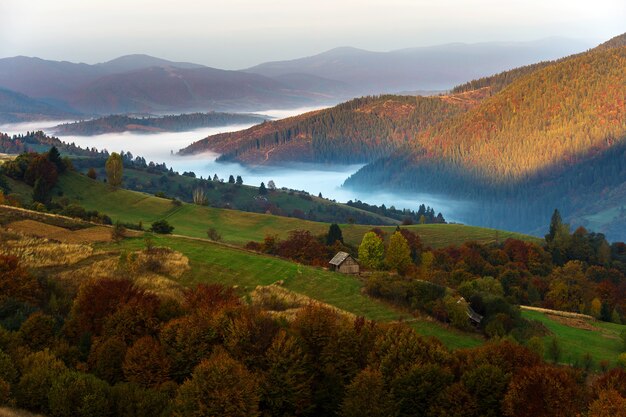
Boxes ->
[0,110,470,223]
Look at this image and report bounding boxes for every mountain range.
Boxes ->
[181,33,626,240]
[0,38,589,120]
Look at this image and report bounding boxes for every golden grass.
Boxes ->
[5,220,114,243]
[0,231,94,267]
[250,283,356,321]
[520,305,594,320]
[0,407,46,417]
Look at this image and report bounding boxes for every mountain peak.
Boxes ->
[96,54,206,72]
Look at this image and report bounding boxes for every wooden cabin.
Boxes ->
[329,251,360,274]
[457,297,483,326]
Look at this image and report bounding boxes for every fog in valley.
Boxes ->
[0,108,470,223]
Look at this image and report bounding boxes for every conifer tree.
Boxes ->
[546,209,563,243]
[327,223,344,245]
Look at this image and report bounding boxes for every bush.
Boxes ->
[48,370,112,417]
[207,227,222,242]
[150,220,174,234]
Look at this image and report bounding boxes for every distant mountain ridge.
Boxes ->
[245,38,592,95]
[0,87,80,123]
[0,55,337,116]
[53,112,267,136]
[0,38,591,117]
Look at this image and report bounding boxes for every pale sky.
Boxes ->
[1,0,624,69]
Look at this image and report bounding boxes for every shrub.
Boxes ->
[206,227,222,242]
[48,370,112,417]
[150,220,174,234]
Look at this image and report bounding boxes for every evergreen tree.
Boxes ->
[259,182,267,195]
[32,178,50,204]
[327,223,344,245]
[47,146,65,173]
[546,209,563,243]
[236,175,243,185]
[228,175,235,184]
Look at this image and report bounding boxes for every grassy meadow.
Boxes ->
[100,234,485,350]
[521,309,626,369]
[57,172,540,248]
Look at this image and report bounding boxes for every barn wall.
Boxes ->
[338,258,359,274]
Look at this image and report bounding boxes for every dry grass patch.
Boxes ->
[5,219,114,243]
[126,247,190,279]
[0,407,46,417]
[0,231,93,267]
[251,283,356,321]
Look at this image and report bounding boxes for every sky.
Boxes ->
[1,0,624,69]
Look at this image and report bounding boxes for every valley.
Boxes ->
[1,9,626,414]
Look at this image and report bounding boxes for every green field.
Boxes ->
[57,172,540,248]
[101,234,484,350]
[521,309,626,368]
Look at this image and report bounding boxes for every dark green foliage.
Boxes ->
[150,220,174,234]
[259,182,267,195]
[390,363,454,416]
[32,177,50,204]
[47,146,66,173]
[54,112,265,136]
[545,209,563,243]
[327,223,344,245]
[111,382,171,417]
[48,370,112,417]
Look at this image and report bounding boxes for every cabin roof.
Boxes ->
[329,251,351,266]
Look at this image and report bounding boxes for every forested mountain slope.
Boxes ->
[346,44,626,238]
[179,92,485,164]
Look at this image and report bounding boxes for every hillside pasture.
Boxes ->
[56,172,539,248]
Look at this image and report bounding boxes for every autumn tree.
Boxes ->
[175,349,259,417]
[0,255,43,305]
[589,389,626,417]
[385,231,412,274]
[161,314,219,382]
[123,336,171,388]
[105,152,123,187]
[87,167,97,180]
[359,232,384,270]
[18,312,56,351]
[391,363,454,416]
[261,330,313,416]
[88,336,127,384]
[340,368,395,417]
[15,350,67,413]
[502,365,585,417]
[47,370,112,417]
